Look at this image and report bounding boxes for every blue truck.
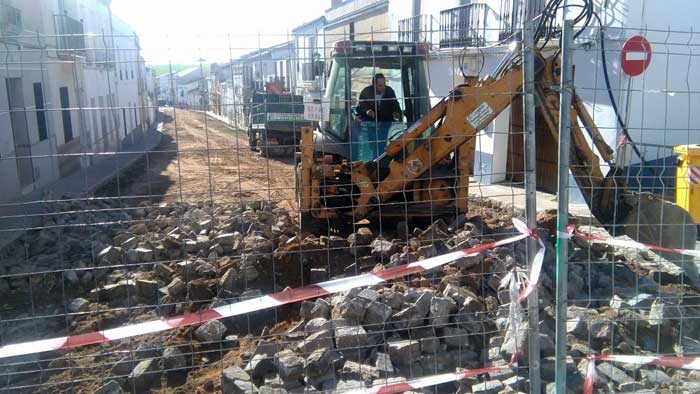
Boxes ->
[247,91,306,157]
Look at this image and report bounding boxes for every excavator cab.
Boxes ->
[313,40,432,161]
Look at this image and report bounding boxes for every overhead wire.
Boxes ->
[535,0,649,165]
[454,0,648,167]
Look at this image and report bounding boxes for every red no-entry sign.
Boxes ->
[621,35,652,76]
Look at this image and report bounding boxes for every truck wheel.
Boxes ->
[259,145,281,157]
[259,129,271,157]
[259,132,287,157]
[285,139,296,157]
[248,127,257,151]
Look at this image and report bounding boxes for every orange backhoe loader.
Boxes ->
[295,40,696,268]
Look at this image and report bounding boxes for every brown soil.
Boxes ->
[25,109,299,394]
[98,109,297,214]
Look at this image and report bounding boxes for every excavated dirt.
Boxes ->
[97,109,297,213]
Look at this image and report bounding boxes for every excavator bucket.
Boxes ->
[621,192,696,250]
[620,192,699,286]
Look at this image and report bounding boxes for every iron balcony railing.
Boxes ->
[0,3,22,37]
[439,1,547,48]
[54,14,86,57]
[499,0,513,41]
[502,0,546,40]
[398,14,437,44]
[439,3,488,48]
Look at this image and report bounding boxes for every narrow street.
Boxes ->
[100,108,297,214]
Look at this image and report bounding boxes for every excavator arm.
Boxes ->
[375,68,524,203]
[301,47,696,262]
[535,54,696,258]
[368,49,696,254]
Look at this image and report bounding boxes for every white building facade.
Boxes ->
[291,16,326,96]
[0,0,155,203]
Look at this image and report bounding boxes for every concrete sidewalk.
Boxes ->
[469,181,593,219]
[0,120,164,249]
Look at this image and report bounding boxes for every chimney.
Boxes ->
[331,0,343,8]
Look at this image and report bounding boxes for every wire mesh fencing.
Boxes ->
[0,16,542,392]
[555,21,700,394]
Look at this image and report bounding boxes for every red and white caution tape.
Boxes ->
[583,354,700,394]
[0,219,540,360]
[351,342,525,394]
[513,219,545,302]
[349,365,508,394]
[596,354,700,369]
[583,355,597,394]
[566,224,700,258]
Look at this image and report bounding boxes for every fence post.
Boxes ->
[555,19,575,394]
[522,17,541,394]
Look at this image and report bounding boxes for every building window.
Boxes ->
[131,70,134,79]
[32,83,48,141]
[90,97,98,146]
[120,69,123,80]
[59,87,73,142]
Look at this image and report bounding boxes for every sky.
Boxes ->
[111,0,330,65]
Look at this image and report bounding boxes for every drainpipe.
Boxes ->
[107,3,121,134]
[35,4,60,183]
[134,34,148,131]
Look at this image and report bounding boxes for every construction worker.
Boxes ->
[348,73,402,160]
[355,73,402,122]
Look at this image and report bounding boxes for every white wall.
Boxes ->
[114,33,142,133]
[0,0,150,202]
[421,0,700,187]
[293,22,326,95]
[592,0,700,165]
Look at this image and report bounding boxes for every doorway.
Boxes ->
[5,78,35,187]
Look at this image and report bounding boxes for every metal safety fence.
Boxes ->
[0,1,698,394]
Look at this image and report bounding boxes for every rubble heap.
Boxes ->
[2,200,699,394]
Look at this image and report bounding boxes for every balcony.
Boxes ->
[54,14,86,58]
[439,3,489,48]
[86,39,115,68]
[439,1,548,48]
[398,14,437,44]
[0,4,22,38]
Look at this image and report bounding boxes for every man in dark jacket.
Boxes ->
[356,73,402,122]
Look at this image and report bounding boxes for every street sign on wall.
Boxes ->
[621,35,652,77]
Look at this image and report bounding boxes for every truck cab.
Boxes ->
[314,40,432,161]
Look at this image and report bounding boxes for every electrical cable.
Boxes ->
[599,28,646,163]
[581,6,648,163]
[458,31,520,79]
[536,0,648,164]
